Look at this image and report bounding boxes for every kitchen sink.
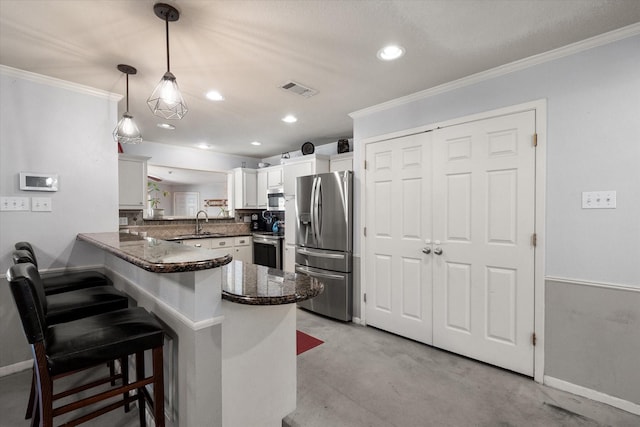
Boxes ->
[171,232,226,240]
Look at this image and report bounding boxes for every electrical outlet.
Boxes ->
[582,191,616,209]
[32,197,52,212]
[0,196,30,211]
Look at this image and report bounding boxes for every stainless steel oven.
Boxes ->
[252,232,283,269]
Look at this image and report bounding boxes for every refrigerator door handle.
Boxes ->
[296,247,346,259]
[309,176,318,244]
[316,177,322,242]
[295,265,345,280]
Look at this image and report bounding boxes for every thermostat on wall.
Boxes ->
[19,172,59,192]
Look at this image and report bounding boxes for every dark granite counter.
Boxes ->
[78,232,232,273]
[164,232,252,241]
[221,260,324,305]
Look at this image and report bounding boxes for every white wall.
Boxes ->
[0,66,119,368]
[352,33,640,287]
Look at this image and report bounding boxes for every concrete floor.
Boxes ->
[2,308,638,426]
[284,308,640,427]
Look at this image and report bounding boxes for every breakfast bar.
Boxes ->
[77,232,323,427]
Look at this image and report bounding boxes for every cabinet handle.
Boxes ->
[239,239,245,244]
[195,244,202,248]
[219,242,226,246]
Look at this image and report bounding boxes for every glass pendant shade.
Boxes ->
[147,71,188,119]
[113,113,143,144]
[148,3,187,120]
[113,64,142,145]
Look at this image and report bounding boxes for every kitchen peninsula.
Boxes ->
[77,232,323,427]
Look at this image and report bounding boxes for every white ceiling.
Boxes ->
[1,0,639,159]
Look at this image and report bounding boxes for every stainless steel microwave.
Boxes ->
[267,187,285,211]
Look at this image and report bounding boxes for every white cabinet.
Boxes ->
[266,166,283,188]
[282,155,329,197]
[234,236,253,263]
[330,152,353,172]
[257,170,268,208]
[180,238,211,249]
[209,237,234,258]
[284,243,296,273]
[118,154,149,209]
[232,168,257,209]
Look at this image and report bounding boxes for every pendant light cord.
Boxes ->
[125,73,129,113]
[165,16,171,73]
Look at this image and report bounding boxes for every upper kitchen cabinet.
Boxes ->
[282,155,329,197]
[118,154,150,209]
[330,152,354,172]
[232,168,257,209]
[257,165,284,208]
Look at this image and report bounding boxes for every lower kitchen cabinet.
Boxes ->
[234,236,253,263]
[284,242,296,273]
[178,236,252,262]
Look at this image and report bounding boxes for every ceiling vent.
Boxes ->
[279,81,318,98]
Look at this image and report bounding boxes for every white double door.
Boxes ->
[364,110,536,376]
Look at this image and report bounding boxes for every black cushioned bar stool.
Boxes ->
[8,263,165,427]
[12,251,130,419]
[15,242,112,295]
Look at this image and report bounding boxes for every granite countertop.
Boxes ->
[221,260,324,306]
[77,232,232,273]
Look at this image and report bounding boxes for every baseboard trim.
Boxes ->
[544,375,640,416]
[351,316,364,326]
[545,276,640,293]
[0,360,32,378]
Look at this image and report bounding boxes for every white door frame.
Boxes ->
[359,99,547,382]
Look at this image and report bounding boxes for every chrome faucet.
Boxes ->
[195,210,209,234]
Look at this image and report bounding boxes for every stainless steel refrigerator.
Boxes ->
[295,171,353,321]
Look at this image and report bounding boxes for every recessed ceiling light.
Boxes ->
[197,143,212,149]
[377,45,405,61]
[282,115,298,123]
[251,141,262,146]
[206,90,224,101]
[157,123,176,130]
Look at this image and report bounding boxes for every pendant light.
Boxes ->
[113,64,143,144]
[147,3,188,120]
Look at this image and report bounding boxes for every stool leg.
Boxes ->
[25,365,36,419]
[136,351,146,427]
[153,346,165,427]
[109,360,116,386]
[122,356,130,412]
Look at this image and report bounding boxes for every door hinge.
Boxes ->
[364,293,367,303]
[533,133,538,147]
[364,227,367,237]
[364,160,368,170]
[532,332,537,346]
[532,233,537,247]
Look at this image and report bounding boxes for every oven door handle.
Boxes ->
[254,239,279,246]
[295,265,344,280]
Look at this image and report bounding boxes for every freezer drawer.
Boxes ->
[295,246,351,273]
[295,264,352,321]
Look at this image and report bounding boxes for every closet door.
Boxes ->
[431,110,536,376]
[364,132,433,343]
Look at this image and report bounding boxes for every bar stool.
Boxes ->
[12,252,130,419]
[7,263,165,427]
[14,241,112,295]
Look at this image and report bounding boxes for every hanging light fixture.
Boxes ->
[147,3,188,120]
[113,64,143,144]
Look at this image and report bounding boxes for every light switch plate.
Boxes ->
[582,191,616,209]
[32,197,52,212]
[0,196,30,211]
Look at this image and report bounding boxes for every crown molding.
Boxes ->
[350,22,640,119]
[0,64,121,101]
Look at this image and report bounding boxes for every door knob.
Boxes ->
[434,247,443,255]
[422,247,431,255]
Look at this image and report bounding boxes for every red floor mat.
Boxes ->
[296,330,324,355]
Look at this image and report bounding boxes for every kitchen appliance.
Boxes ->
[252,231,283,269]
[295,171,353,321]
[266,187,285,211]
[250,213,261,231]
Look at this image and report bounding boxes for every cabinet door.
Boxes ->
[257,170,268,208]
[330,157,353,172]
[234,169,257,209]
[283,161,312,197]
[234,245,253,263]
[118,157,147,209]
[284,243,296,272]
[284,198,296,243]
[267,166,283,188]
